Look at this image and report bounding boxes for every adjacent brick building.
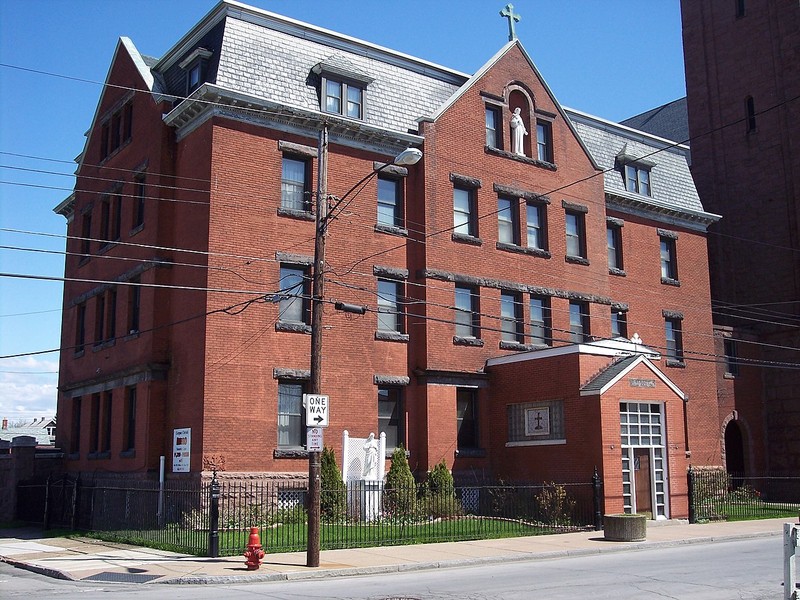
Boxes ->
[681,0,800,474]
[54,1,722,519]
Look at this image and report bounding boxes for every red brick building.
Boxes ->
[55,1,721,518]
[681,0,800,474]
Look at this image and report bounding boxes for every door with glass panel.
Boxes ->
[620,402,668,519]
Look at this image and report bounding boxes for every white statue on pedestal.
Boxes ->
[362,433,379,480]
[510,107,527,156]
[342,430,386,521]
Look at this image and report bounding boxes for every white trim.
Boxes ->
[486,337,660,368]
[506,439,566,447]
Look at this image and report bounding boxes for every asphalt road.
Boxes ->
[0,536,791,599]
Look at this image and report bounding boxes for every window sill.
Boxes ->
[609,268,627,277]
[453,336,484,347]
[565,255,590,266]
[67,452,80,461]
[496,242,551,259]
[274,448,309,459]
[455,448,487,458]
[661,277,681,287]
[92,339,116,352]
[506,439,567,447]
[452,232,483,246]
[375,331,409,343]
[124,330,141,341]
[120,449,135,459]
[98,240,120,254]
[665,359,686,368]
[276,321,312,334]
[88,451,111,460]
[129,223,145,237]
[78,257,90,267]
[277,207,314,221]
[73,349,85,359]
[374,223,408,237]
[484,146,557,171]
[499,341,536,351]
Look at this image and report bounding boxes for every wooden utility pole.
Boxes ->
[307,123,328,568]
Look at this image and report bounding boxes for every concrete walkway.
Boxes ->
[0,518,792,585]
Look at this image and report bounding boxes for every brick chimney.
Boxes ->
[2,418,7,430]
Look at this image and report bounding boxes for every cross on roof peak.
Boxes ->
[500,3,521,42]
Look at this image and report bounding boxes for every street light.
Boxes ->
[306,126,422,567]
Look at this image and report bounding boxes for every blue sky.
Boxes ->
[0,0,686,421]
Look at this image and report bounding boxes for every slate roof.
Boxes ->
[621,98,689,144]
[581,354,640,394]
[565,108,718,228]
[0,417,56,446]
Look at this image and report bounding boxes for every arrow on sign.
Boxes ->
[312,415,325,425]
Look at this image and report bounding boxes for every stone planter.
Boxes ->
[603,513,647,541]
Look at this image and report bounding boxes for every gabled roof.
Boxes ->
[580,353,686,400]
[565,108,720,231]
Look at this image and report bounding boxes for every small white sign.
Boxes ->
[304,394,330,428]
[172,427,191,473]
[525,408,550,437]
[307,427,324,452]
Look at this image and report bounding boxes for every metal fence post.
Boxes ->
[70,476,79,531]
[592,467,603,531]
[43,475,52,530]
[687,466,696,524]
[209,470,220,558]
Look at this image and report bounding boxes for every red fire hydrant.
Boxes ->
[243,526,265,570]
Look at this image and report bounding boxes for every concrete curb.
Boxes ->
[1,556,75,582]
[158,529,782,585]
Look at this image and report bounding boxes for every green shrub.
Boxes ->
[320,447,347,522]
[420,460,463,518]
[383,445,418,519]
[535,482,575,526]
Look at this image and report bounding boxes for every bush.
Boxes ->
[320,447,347,522]
[535,482,575,526]
[383,445,417,519]
[420,460,463,519]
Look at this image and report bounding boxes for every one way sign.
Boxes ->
[303,394,329,428]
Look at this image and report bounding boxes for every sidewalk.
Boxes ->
[0,518,792,585]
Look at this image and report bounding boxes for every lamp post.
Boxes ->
[306,124,421,567]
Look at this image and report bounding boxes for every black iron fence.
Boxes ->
[16,474,603,557]
[688,468,800,523]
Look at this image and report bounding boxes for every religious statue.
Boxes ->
[362,432,379,479]
[510,107,527,156]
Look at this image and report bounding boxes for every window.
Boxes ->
[485,106,501,148]
[70,397,81,454]
[277,382,306,448]
[456,388,479,450]
[101,391,112,454]
[93,289,117,345]
[736,0,746,18]
[665,317,684,363]
[94,294,106,346]
[500,291,524,343]
[724,338,739,376]
[565,211,586,259]
[529,296,552,345]
[745,96,756,132]
[281,157,311,212]
[607,223,623,271]
[660,236,678,282]
[89,393,100,454]
[80,210,92,257]
[75,302,86,353]
[377,177,403,228]
[106,288,117,341]
[497,196,518,245]
[99,193,121,245]
[508,400,565,443]
[454,285,480,339]
[128,277,141,334]
[536,120,553,163]
[453,186,477,237]
[611,307,628,338]
[133,173,146,229]
[279,265,310,325]
[377,279,403,333]
[625,164,651,196]
[99,101,132,160]
[124,387,136,453]
[324,79,364,119]
[569,301,590,343]
[378,386,402,450]
[526,202,546,250]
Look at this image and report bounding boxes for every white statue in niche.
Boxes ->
[362,433,379,480]
[510,107,528,156]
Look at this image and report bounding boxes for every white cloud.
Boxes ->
[0,356,58,419]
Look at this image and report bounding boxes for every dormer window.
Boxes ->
[616,146,655,198]
[312,57,373,121]
[179,48,213,95]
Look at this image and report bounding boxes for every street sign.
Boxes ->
[303,394,329,428]
[307,427,324,452]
